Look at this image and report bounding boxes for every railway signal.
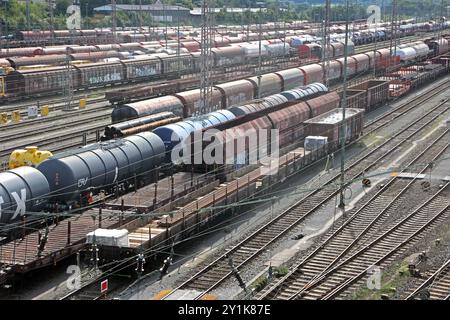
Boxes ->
[100,279,108,293]
[136,253,146,275]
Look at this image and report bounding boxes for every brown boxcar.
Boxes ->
[351,80,389,112]
[74,62,125,87]
[327,60,343,81]
[212,47,246,67]
[274,68,305,91]
[67,45,99,54]
[218,116,273,167]
[174,87,224,116]
[304,91,341,117]
[119,43,144,51]
[267,101,311,147]
[363,51,379,69]
[112,96,185,123]
[121,57,162,80]
[304,108,365,144]
[181,41,201,52]
[330,42,345,57]
[298,64,324,85]
[246,74,283,98]
[0,47,43,58]
[6,67,79,96]
[352,53,371,73]
[70,51,121,62]
[215,80,255,108]
[42,47,73,55]
[7,55,68,68]
[158,53,195,74]
[336,57,357,76]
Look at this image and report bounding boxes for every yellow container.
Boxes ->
[0,112,7,124]
[9,149,27,169]
[8,146,53,169]
[41,105,49,116]
[79,99,87,109]
[11,110,21,122]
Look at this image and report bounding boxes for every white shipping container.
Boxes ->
[86,229,129,247]
[28,106,38,118]
[304,136,328,152]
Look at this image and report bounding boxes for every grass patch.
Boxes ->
[352,261,411,300]
[253,275,269,292]
[273,266,289,278]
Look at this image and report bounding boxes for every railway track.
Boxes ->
[0,109,110,142]
[257,127,450,300]
[292,183,450,300]
[0,121,104,164]
[60,269,131,301]
[364,78,450,134]
[0,102,111,132]
[32,75,450,302]
[0,96,107,115]
[353,33,437,54]
[160,88,450,300]
[1,31,439,109]
[405,259,450,300]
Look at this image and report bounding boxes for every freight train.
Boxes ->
[2,23,448,99]
[0,39,295,98]
[8,19,447,46]
[0,83,346,228]
[111,39,450,122]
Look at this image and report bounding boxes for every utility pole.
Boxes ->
[137,0,142,30]
[26,0,31,31]
[176,2,181,75]
[63,47,74,111]
[256,2,265,99]
[48,0,55,46]
[322,0,331,87]
[112,0,117,44]
[372,3,379,77]
[200,0,213,115]
[85,3,88,29]
[338,0,351,212]
[246,1,250,41]
[164,1,168,49]
[389,0,398,64]
[280,1,287,57]
[437,0,446,40]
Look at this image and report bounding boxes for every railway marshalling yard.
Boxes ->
[1,75,449,301]
[1,18,450,302]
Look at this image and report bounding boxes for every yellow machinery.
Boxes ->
[79,99,87,109]
[11,110,21,122]
[0,77,5,97]
[41,105,49,116]
[9,146,53,169]
[0,112,7,124]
